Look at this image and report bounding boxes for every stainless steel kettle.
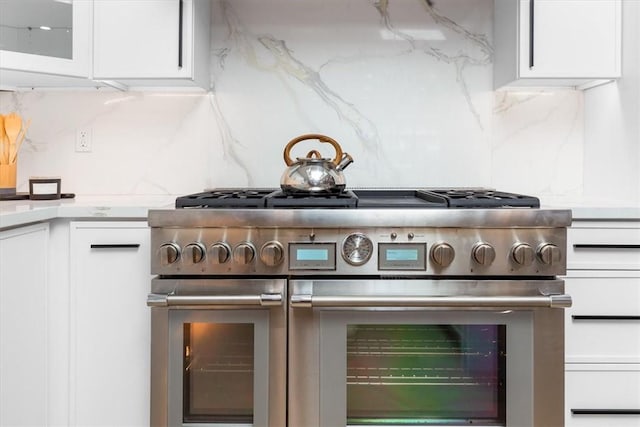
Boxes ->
[280,134,353,194]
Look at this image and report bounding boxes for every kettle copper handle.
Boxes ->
[283,134,343,166]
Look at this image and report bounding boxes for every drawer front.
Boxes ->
[566,370,640,427]
[568,226,640,270]
[565,277,640,363]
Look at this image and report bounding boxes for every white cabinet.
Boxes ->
[69,221,151,427]
[0,222,49,426]
[1,0,210,90]
[565,221,640,426]
[566,366,640,427]
[565,276,640,364]
[0,1,94,89]
[494,0,622,89]
[92,0,211,89]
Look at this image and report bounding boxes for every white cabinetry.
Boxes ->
[494,0,622,89]
[565,221,640,426]
[0,223,49,426]
[0,1,94,89]
[93,0,211,89]
[566,366,640,427]
[1,0,210,90]
[69,221,151,427]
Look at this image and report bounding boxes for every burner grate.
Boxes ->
[422,190,540,208]
[174,188,540,209]
[175,189,276,208]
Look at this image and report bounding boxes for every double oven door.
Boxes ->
[149,278,569,427]
[148,278,286,426]
[289,279,570,427]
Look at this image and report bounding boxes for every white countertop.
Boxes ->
[0,195,176,230]
[2,194,639,230]
[564,206,640,221]
[541,196,640,221]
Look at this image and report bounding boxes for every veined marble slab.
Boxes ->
[0,0,589,205]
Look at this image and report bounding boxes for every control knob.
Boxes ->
[537,243,561,265]
[260,241,285,266]
[159,243,180,265]
[183,243,206,264]
[472,242,496,266]
[210,242,231,264]
[233,243,256,264]
[430,243,455,267]
[511,243,534,266]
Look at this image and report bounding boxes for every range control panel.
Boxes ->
[151,227,567,277]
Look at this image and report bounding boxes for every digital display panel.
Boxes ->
[289,243,336,270]
[378,243,426,270]
[297,248,329,261]
[386,249,419,261]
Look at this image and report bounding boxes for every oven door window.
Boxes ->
[346,324,506,425]
[169,310,271,426]
[183,322,254,423]
[319,311,533,426]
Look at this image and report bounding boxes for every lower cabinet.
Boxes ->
[565,276,640,364]
[566,366,640,427]
[565,221,640,426]
[0,223,49,427]
[69,221,151,426]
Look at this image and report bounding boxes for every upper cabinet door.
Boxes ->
[494,0,622,89]
[519,0,621,78]
[0,0,91,77]
[92,0,210,88]
[93,0,183,78]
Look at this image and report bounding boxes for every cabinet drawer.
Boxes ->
[568,226,640,270]
[566,369,640,427]
[565,277,640,363]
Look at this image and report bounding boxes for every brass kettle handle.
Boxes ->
[283,134,343,166]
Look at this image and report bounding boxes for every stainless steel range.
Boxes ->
[147,188,572,427]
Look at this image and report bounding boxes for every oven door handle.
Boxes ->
[147,293,283,307]
[290,294,572,308]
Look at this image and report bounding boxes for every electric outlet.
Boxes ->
[75,129,92,152]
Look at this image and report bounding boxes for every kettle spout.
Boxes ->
[336,153,354,171]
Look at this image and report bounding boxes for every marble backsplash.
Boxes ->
[0,0,600,204]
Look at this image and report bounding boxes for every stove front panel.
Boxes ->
[151,226,567,277]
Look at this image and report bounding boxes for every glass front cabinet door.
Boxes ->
[0,0,91,79]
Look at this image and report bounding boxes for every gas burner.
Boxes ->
[213,190,265,198]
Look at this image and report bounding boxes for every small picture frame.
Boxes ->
[29,177,62,200]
